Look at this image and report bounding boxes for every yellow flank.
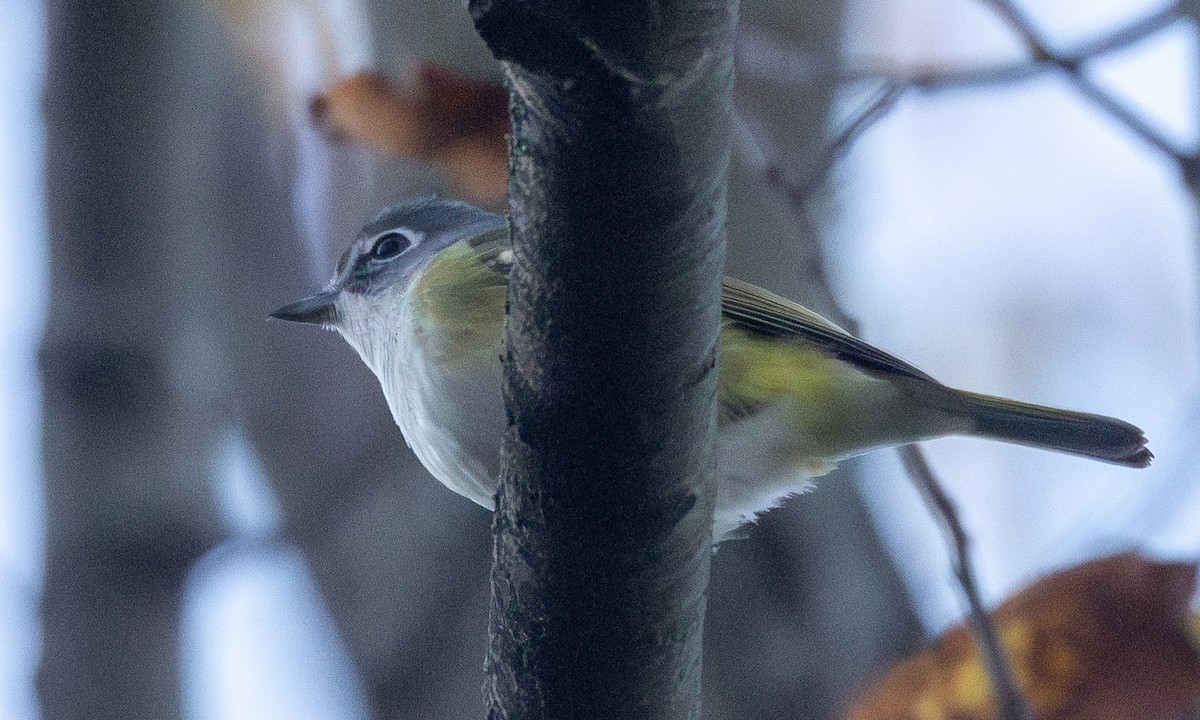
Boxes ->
[718,324,858,439]
[412,241,506,364]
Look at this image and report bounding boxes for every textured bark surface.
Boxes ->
[471,2,736,718]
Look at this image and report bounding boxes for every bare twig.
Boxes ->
[977,0,1189,163]
[909,5,1177,92]
[977,0,1052,57]
[898,445,1035,720]
[905,60,1041,92]
[742,6,1177,93]
[762,4,1186,205]
[767,81,906,205]
[1068,74,1187,160]
[1068,4,1178,60]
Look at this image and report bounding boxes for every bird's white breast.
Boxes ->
[338,289,506,508]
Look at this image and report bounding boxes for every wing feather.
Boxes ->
[721,278,936,383]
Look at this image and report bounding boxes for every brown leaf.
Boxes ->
[310,65,509,203]
[845,553,1200,720]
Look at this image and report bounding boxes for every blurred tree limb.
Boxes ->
[771,3,1186,208]
[38,2,226,718]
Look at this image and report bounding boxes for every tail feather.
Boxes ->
[961,391,1151,468]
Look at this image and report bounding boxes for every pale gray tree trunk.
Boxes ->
[38,2,226,717]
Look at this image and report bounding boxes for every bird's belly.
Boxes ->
[386,346,505,510]
[713,400,832,540]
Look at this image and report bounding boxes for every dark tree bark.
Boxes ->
[471,3,736,718]
[38,2,226,717]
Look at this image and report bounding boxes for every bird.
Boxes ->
[272,195,1151,541]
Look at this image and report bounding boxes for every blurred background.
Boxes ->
[3,0,1198,718]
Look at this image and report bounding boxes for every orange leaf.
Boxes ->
[310,65,509,203]
[845,553,1200,720]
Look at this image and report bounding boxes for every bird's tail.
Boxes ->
[960,391,1151,468]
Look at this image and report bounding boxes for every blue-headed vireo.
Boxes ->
[272,196,1151,540]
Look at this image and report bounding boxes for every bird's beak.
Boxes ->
[270,291,338,326]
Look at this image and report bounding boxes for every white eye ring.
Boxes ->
[369,231,412,260]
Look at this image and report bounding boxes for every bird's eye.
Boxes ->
[370,232,410,260]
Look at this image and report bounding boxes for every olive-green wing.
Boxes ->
[721,277,936,383]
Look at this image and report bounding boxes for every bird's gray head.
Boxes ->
[271,196,507,328]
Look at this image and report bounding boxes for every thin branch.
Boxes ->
[742,5,1177,93]
[909,6,1177,92]
[977,0,1189,162]
[768,81,907,205]
[1066,71,1187,160]
[761,4,1186,204]
[905,61,1042,92]
[977,0,1053,58]
[1068,4,1178,60]
[898,446,1035,720]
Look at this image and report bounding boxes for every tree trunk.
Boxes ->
[38,2,226,717]
[472,2,736,718]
